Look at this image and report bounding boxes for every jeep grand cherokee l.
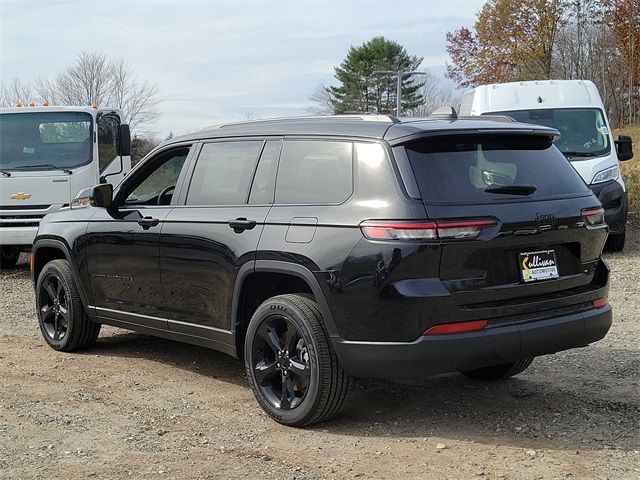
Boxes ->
[31,114,612,426]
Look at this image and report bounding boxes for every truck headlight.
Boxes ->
[591,165,619,184]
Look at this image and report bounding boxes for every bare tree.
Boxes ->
[1,51,159,134]
[0,78,34,107]
[307,84,335,115]
[406,70,462,117]
[107,58,159,132]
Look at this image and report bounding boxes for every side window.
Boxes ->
[187,141,263,205]
[97,115,119,172]
[121,148,189,206]
[275,140,353,204]
[249,140,281,204]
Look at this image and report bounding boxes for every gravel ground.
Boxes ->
[1,220,639,480]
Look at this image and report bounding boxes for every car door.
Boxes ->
[160,139,280,343]
[86,144,194,327]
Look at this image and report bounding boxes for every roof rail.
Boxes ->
[200,114,400,131]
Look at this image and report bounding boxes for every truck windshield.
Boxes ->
[0,112,93,170]
[486,108,610,160]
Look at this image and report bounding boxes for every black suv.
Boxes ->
[31,114,612,426]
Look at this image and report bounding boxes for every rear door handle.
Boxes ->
[228,217,256,233]
[137,216,160,230]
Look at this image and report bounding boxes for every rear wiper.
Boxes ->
[562,151,596,158]
[0,170,10,177]
[13,164,73,174]
[485,185,537,196]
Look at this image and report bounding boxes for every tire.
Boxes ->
[605,230,625,252]
[0,247,21,269]
[36,259,100,352]
[461,358,534,381]
[244,294,351,427]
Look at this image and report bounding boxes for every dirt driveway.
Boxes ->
[1,221,639,480]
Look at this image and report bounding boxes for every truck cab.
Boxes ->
[0,105,131,267]
[460,80,634,251]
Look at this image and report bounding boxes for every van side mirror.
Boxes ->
[615,135,633,161]
[117,124,131,157]
[72,184,113,209]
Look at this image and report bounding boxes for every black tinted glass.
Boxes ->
[405,134,590,205]
[276,140,352,204]
[249,140,281,204]
[187,141,262,205]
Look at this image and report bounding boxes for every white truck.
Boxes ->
[460,80,634,251]
[0,105,132,267]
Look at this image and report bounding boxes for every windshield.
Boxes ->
[404,134,590,205]
[0,112,93,170]
[486,108,610,159]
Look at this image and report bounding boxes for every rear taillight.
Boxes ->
[593,297,608,309]
[581,207,605,227]
[424,320,488,335]
[360,219,496,241]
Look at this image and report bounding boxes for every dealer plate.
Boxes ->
[519,249,559,283]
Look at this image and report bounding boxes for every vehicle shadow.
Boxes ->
[83,329,638,452]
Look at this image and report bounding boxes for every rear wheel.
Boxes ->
[245,294,350,427]
[36,259,100,352]
[0,247,21,269]
[461,358,534,381]
[605,229,625,252]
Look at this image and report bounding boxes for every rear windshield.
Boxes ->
[404,134,590,205]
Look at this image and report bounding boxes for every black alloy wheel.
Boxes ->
[36,259,100,352]
[245,294,350,427]
[251,315,311,410]
[38,272,70,342]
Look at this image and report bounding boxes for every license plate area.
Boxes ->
[519,249,559,283]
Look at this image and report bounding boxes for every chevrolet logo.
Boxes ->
[10,192,32,201]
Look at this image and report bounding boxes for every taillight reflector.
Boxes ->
[581,207,605,227]
[592,297,608,309]
[29,252,34,272]
[360,219,496,241]
[424,320,488,335]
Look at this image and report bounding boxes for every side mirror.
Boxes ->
[71,184,113,209]
[117,124,131,157]
[615,135,633,161]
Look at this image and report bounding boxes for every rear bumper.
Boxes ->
[589,180,627,234]
[332,304,612,378]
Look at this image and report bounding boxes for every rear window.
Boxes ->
[275,140,353,204]
[404,134,590,205]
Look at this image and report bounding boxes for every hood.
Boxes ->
[0,172,72,207]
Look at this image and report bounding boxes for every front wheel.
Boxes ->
[0,246,21,269]
[36,259,101,352]
[461,358,534,381]
[244,294,350,427]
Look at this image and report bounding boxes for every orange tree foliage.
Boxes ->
[446,0,567,87]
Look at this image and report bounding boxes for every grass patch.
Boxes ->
[615,124,640,214]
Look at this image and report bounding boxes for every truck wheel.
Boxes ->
[36,259,100,352]
[461,358,534,381]
[605,229,625,252]
[0,247,20,269]
[245,294,351,427]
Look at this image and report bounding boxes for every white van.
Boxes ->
[0,105,132,267]
[460,80,634,251]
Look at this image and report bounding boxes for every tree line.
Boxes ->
[446,0,639,127]
[1,51,159,134]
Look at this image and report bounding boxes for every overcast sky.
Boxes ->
[1,0,484,136]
